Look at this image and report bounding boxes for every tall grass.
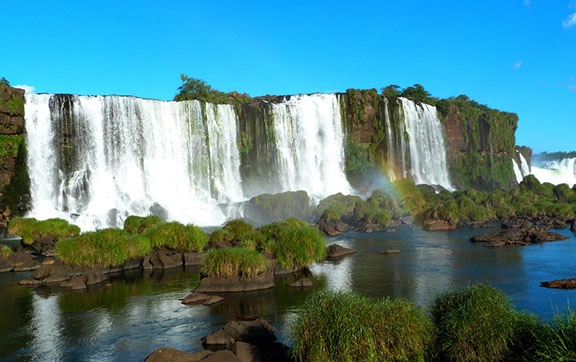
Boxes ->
[291,290,434,362]
[1,245,12,258]
[55,229,151,267]
[145,222,207,252]
[123,215,162,234]
[532,307,576,361]
[201,247,267,279]
[260,219,326,269]
[209,219,264,246]
[8,217,80,245]
[430,284,520,362]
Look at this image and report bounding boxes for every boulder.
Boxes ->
[184,252,205,266]
[541,278,576,289]
[423,219,456,231]
[471,228,569,247]
[356,223,387,233]
[84,269,108,285]
[326,244,357,259]
[195,272,274,293]
[202,295,224,306]
[181,292,211,305]
[288,277,313,288]
[235,341,261,362]
[203,316,277,349]
[400,216,414,226]
[203,350,241,362]
[146,249,184,270]
[60,276,87,289]
[0,252,41,272]
[145,348,213,362]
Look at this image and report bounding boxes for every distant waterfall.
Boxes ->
[513,151,531,183]
[270,94,351,199]
[400,98,454,190]
[25,94,243,230]
[531,158,576,187]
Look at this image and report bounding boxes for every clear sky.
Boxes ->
[1,0,575,152]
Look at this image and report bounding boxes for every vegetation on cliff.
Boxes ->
[174,74,251,104]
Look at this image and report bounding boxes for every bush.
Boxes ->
[1,245,12,258]
[260,220,326,270]
[55,229,151,267]
[430,284,520,362]
[8,218,80,245]
[202,247,267,278]
[145,222,207,252]
[291,290,434,362]
[210,219,264,246]
[532,308,576,361]
[123,215,162,234]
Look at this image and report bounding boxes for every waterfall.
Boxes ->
[400,98,454,190]
[531,158,576,187]
[270,94,351,199]
[25,94,243,230]
[513,151,531,183]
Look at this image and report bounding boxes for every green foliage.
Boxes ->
[201,247,267,278]
[380,84,401,97]
[250,191,314,222]
[291,290,434,362]
[1,245,12,258]
[0,77,9,86]
[344,141,374,174]
[55,229,151,267]
[145,222,208,252]
[531,308,576,361]
[6,97,25,116]
[260,220,326,269]
[174,74,251,104]
[8,217,80,245]
[400,84,438,105]
[239,131,253,154]
[0,135,24,158]
[353,190,399,225]
[430,284,521,362]
[123,215,163,234]
[315,193,362,219]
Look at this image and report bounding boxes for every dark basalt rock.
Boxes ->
[0,251,40,272]
[182,292,211,305]
[195,272,274,293]
[326,244,357,259]
[541,278,576,289]
[471,228,569,247]
[288,277,313,288]
[184,252,205,266]
[356,222,386,233]
[423,219,457,231]
[202,295,224,305]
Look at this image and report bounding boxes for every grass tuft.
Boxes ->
[201,247,267,278]
[123,215,163,235]
[291,290,434,362]
[531,307,576,361]
[8,217,80,245]
[1,245,12,258]
[55,229,151,267]
[145,222,208,252]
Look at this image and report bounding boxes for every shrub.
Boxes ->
[145,222,207,252]
[291,290,434,362]
[8,218,80,245]
[532,308,576,361]
[1,245,12,258]
[123,215,163,234]
[430,284,520,362]
[55,229,151,267]
[260,220,326,270]
[210,219,264,246]
[202,247,267,278]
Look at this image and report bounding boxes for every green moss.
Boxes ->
[201,247,267,278]
[123,215,163,234]
[316,193,362,219]
[291,290,434,362]
[8,217,80,245]
[1,245,12,258]
[145,222,208,252]
[0,135,24,158]
[56,229,150,267]
[250,191,314,222]
[6,97,25,116]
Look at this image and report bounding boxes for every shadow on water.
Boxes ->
[0,227,575,360]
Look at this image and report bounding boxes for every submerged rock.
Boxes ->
[202,295,224,305]
[541,278,576,289]
[423,219,457,231]
[288,277,313,288]
[182,292,211,305]
[378,249,401,255]
[471,228,569,247]
[326,244,357,259]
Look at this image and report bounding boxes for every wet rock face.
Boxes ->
[471,228,569,248]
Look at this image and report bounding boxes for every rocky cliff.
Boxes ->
[0,85,29,224]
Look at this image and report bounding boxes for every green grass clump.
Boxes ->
[123,215,163,234]
[202,247,267,278]
[291,290,434,362]
[1,245,12,258]
[430,284,520,362]
[145,222,207,252]
[55,229,151,267]
[531,308,576,361]
[210,219,265,246]
[8,217,80,245]
[260,219,326,270]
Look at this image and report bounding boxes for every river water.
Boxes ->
[1,227,575,361]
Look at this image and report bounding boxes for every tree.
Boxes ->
[174,75,216,101]
[380,84,401,97]
[0,77,10,86]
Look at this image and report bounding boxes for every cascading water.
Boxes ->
[270,94,351,199]
[25,94,244,230]
[400,98,454,190]
[531,158,576,187]
[513,152,531,183]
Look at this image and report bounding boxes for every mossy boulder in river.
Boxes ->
[247,190,314,223]
[8,217,80,255]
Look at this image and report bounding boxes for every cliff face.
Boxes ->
[340,91,519,190]
[0,85,29,223]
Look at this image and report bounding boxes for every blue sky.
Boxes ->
[1,0,575,152]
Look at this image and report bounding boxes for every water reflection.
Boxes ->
[0,228,575,360]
